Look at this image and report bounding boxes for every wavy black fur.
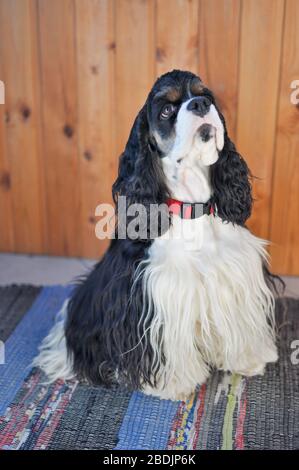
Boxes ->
[66,239,156,388]
[211,137,252,225]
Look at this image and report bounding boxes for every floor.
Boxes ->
[0,253,96,286]
[0,253,298,298]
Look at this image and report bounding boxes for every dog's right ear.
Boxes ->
[112,104,168,207]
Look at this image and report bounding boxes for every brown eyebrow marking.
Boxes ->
[166,87,181,102]
[154,86,182,102]
[190,78,205,95]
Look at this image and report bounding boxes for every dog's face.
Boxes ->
[147,70,224,167]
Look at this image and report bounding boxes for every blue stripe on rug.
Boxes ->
[115,391,179,450]
[0,285,72,415]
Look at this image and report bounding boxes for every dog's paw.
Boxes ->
[142,383,197,402]
[171,389,195,402]
[235,363,266,377]
[230,346,278,378]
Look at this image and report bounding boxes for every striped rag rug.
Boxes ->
[0,285,298,450]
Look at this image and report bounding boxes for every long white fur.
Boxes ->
[141,216,277,400]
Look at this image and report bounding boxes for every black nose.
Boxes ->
[187,97,211,117]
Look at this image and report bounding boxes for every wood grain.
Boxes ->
[0,0,45,253]
[115,0,155,157]
[75,0,115,258]
[270,0,299,275]
[0,22,14,252]
[198,0,241,140]
[236,0,285,239]
[38,0,81,256]
[0,94,14,251]
[156,0,199,76]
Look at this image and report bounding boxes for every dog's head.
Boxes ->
[113,70,252,227]
[147,70,224,166]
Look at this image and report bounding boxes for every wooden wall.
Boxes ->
[0,0,298,274]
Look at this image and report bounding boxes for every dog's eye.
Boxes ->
[160,104,176,120]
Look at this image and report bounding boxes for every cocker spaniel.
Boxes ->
[36,70,278,401]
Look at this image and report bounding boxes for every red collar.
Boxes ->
[166,198,215,219]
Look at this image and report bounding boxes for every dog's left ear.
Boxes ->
[210,136,252,225]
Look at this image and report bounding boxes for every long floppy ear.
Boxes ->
[112,104,168,206]
[210,136,252,225]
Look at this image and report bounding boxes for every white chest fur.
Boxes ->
[142,214,277,401]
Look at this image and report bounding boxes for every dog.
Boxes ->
[35,70,278,401]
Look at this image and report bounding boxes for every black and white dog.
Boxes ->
[36,70,278,401]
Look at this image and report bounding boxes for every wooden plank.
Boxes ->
[75,0,115,258]
[0,0,45,253]
[0,26,14,251]
[115,0,155,156]
[270,0,299,275]
[156,0,199,76]
[38,0,81,256]
[198,0,241,140]
[0,96,14,252]
[236,0,285,239]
